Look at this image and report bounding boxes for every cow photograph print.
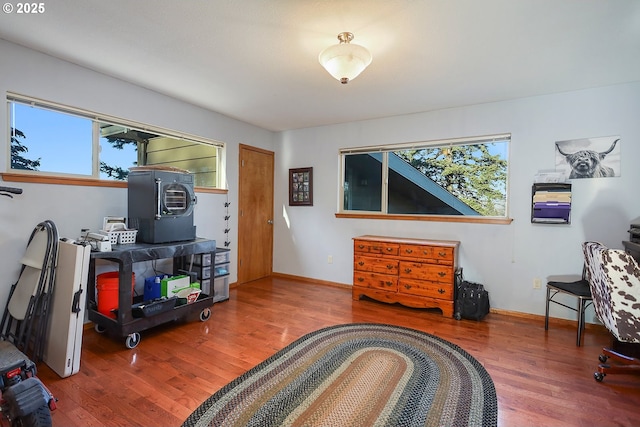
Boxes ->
[555,136,621,179]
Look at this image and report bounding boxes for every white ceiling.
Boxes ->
[1,0,639,132]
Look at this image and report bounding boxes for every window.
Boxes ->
[340,134,510,218]
[7,94,224,188]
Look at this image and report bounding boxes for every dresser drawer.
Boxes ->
[353,271,398,292]
[431,246,454,263]
[354,255,399,274]
[398,279,453,299]
[354,240,399,256]
[399,244,433,259]
[399,261,453,283]
[399,244,454,264]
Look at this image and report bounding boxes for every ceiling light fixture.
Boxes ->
[318,32,372,84]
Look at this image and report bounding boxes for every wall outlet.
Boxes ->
[533,278,542,289]
[327,255,333,264]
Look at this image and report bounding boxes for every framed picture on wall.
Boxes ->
[555,136,621,179]
[289,167,313,206]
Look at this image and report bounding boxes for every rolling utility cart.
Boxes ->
[87,238,216,349]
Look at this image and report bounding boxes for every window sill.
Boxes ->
[0,173,228,194]
[335,212,513,224]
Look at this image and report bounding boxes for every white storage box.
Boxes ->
[213,276,229,302]
[215,250,230,264]
[200,278,211,296]
[193,253,212,266]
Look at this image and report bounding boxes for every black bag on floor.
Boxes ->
[454,270,490,320]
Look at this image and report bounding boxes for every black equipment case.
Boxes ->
[454,269,490,321]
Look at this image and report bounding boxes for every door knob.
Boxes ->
[267,219,274,224]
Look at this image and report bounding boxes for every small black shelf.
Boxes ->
[531,183,572,224]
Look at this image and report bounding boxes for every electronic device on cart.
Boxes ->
[127,166,197,244]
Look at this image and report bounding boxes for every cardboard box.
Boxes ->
[161,275,190,297]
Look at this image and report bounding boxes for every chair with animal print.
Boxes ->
[582,241,640,382]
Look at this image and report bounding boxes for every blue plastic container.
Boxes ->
[144,275,164,301]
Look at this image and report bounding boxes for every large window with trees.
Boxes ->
[340,134,510,218]
[7,93,224,188]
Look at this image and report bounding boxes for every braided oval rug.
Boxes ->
[183,323,497,427]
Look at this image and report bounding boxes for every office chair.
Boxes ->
[582,241,640,382]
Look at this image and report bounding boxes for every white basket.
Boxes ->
[103,230,138,245]
[117,230,138,244]
[103,230,119,245]
[102,223,137,245]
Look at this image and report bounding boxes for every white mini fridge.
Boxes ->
[44,239,91,378]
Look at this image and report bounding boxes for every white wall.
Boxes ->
[273,81,640,321]
[2,39,639,323]
[0,40,275,307]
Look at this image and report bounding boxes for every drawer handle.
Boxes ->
[404,284,412,290]
[404,268,412,273]
[406,248,413,254]
[358,261,364,266]
[438,272,446,277]
[357,277,364,282]
[438,251,447,257]
[438,288,445,294]
[385,281,393,287]
[358,244,365,249]
[386,247,394,252]
[387,264,395,270]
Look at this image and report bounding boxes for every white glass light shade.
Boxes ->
[319,33,372,84]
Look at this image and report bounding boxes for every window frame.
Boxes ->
[5,93,226,192]
[337,133,513,224]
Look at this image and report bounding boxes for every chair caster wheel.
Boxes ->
[454,313,461,320]
[594,372,605,382]
[598,354,608,363]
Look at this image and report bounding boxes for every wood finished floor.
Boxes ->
[36,277,640,427]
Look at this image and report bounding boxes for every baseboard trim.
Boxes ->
[489,307,605,331]
[270,272,351,289]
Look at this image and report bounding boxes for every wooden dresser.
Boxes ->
[352,235,460,317]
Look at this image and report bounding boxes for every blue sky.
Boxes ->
[11,103,136,176]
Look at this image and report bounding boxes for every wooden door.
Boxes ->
[237,144,274,284]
